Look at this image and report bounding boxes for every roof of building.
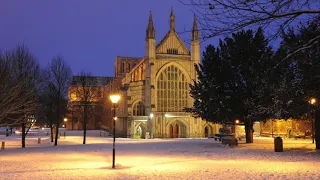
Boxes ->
[70,76,114,86]
[116,56,143,61]
[156,30,190,55]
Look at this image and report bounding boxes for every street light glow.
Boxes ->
[235,120,240,124]
[310,98,316,105]
[150,113,154,119]
[110,94,121,104]
[64,118,67,122]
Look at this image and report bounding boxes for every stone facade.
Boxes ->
[114,9,221,138]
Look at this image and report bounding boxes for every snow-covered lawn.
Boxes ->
[0,136,320,180]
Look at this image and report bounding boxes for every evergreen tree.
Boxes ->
[276,18,320,149]
[187,28,274,143]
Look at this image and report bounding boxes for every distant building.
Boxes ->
[112,8,221,138]
[67,76,113,130]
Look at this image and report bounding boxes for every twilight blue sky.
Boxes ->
[0,0,279,76]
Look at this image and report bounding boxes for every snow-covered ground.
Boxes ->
[0,135,320,180]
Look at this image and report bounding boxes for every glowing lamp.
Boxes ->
[309,98,316,105]
[110,95,121,104]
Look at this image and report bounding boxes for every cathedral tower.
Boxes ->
[170,7,175,31]
[191,14,200,64]
[146,11,156,59]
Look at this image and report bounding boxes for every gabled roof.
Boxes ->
[156,30,190,55]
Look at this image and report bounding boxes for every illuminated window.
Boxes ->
[157,65,188,112]
[133,101,145,116]
[71,92,76,99]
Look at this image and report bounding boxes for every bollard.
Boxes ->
[274,137,283,152]
[1,142,5,150]
[38,138,41,144]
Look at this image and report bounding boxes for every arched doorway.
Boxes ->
[168,120,187,138]
[134,122,147,139]
[204,125,213,137]
[169,125,173,138]
[137,126,142,137]
[205,127,209,137]
[174,124,179,138]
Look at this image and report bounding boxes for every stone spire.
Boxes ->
[170,7,175,31]
[146,10,155,39]
[192,14,199,41]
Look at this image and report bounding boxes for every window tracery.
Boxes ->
[157,65,188,112]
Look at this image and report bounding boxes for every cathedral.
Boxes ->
[67,8,312,139]
[112,8,221,138]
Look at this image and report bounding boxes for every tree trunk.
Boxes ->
[54,100,60,146]
[245,119,253,143]
[21,121,26,148]
[50,125,54,142]
[83,105,87,145]
[315,110,320,150]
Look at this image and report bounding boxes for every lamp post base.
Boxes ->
[112,147,115,168]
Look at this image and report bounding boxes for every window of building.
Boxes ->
[133,101,145,116]
[167,48,178,55]
[157,65,188,112]
[121,62,125,73]
[128,63,131,71]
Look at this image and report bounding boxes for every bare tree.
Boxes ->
[68,71,99,144]
[38,78,57,142]
[184,0,320,62]
[0,45,40,148]
[47,56,72,146]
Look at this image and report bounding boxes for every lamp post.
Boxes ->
[64,118,67,129]
[309,98,317,144]
[109,94,120,169]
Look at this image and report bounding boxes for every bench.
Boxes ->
[208,135,220,141]
[221,136,238,146]
[212,134,234,141]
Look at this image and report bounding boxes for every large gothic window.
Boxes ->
[157,65,188,112]
[133,101,145,116]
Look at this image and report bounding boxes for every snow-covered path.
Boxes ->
[0,137,320,180]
